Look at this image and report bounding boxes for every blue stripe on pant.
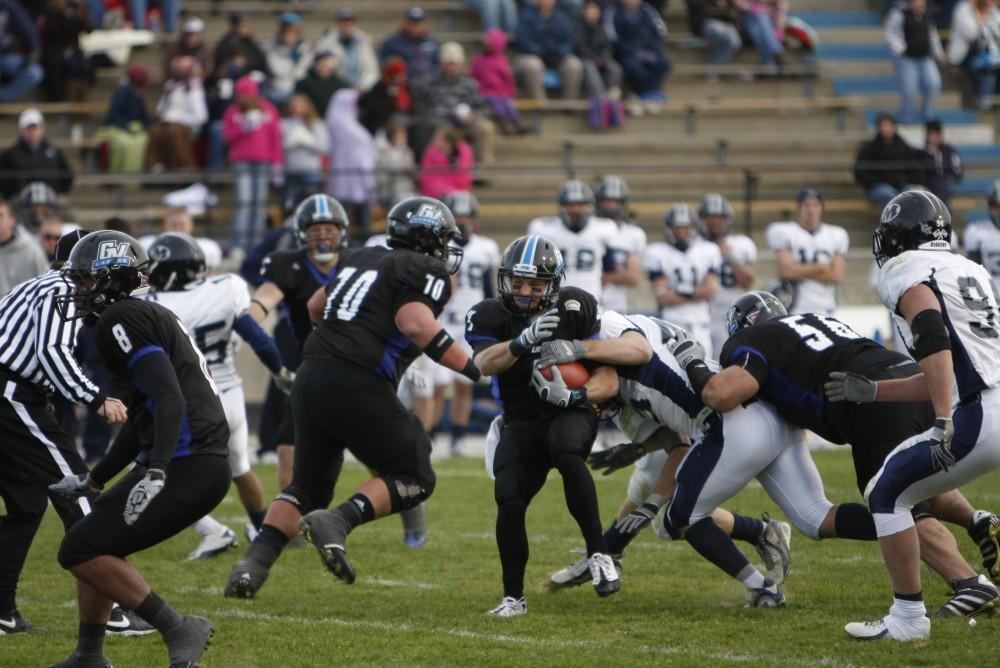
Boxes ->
[667,416,725,530]
[867,397,982,514]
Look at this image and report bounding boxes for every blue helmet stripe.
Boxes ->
[519,235,539,266]
[316,195,329,218]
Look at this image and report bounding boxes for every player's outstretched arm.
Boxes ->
[701,366,760,412]
[539,331,653,369]
[396,301,481,382]
[250,282,285,323]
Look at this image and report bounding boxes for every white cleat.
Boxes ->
[754,514,792,586]
[589,553,621,598]
[187,528,238,561]
[845,614,930,641]
[486,596,527,617]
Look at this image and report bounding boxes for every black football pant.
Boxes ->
[493,409,603,599]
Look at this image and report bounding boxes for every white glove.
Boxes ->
[537,339,586,369]
[273,368,295,394]
[670,338,706,370]
[49,473,102,501]
[613,502,659,535]
[929,418,955,473]
[824,371,877,403]
[511,308,560,356]
[531,365,586,408]
[123,469,166,526]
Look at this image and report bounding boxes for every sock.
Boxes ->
[497,500,529,599]
[247,510,266,531]
[332,493,375,534]
[685,517,752,579]
[602,522,639,556]
[244,524,290,569]
[737,564,768,590]
[730,514,765,543]
[192,515,227,538]
[971,509,993,532]
[835,503,877,540]
[400,503,427,535]
[892,592,926,618]
[134,591,183,634]
[450,423,467,449]
[76,622,106,657]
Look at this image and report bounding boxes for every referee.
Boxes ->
[0,231,127,634]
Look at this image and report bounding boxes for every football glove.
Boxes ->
[929,418,955,473]
[588,442,646,476]
[670,338,706,370]
[123,468,166,526]
[613,503,659,535]
[537,339,586,369]
[49,473,102,501]
[531,365,586,408]
[273,368,295,395]
[510,309,560,356]
[824,371,877,403]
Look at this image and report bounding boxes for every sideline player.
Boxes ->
[49,230,230,668]
[699,193,755,353]
[594,176,646,314]
[963,180,1000,291]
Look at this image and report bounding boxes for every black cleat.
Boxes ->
[0,609,36,635]
[48,652,112,668]
[928,575,1000,618]
[300,510,357,584]
[163,615,213,668]
[588,553,621,598]
[224,559,270,599]
[969,512,1000,583]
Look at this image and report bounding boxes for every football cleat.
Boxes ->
[105,605,155,637]
[0,609,35,635]
[969,511,1000,583]
[403,531,427,549]
[754,513,792,586]
[48,651,113,668]
[845,614,930,641]
[223,559,271,599]
[589,552,621,597]
[244,523,260,544]
[928,575,1000,618]
[300,510,357,584]
[486,596,527,617]
[187,528,238,561]
[163,615,213,668]
[745,580,785,608]
[549,549,623,590]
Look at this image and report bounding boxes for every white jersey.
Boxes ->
[708,233,757,352]
[142,273,252,392]
[442,234,500,329]
[643,237,721,328]
[138,234,224,271]
[364,234,390,248]
[766,221,848,315]
[963,220,1000,291]
[527,215,619,299]
[877,249,1000,407]
[600,222,648,314]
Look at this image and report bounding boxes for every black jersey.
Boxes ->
[95,298,229,459]
[466,287,601,422]
[260,248,337,350]
[719,312,898,443]
[302,246,452,385]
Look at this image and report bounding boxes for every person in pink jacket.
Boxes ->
[223,75,284,253]
[418,126,473,199]
[469,28,524,134]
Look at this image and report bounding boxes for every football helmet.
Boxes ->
[726,291,788,335]
[59,230,148,324]
[442,190,480,244]
[498,235,564,315]
[873,190,952,267]
[698,193,734,241]
[558,179,595,232]
[387,196,463,272]
[147,232,207,291]
[594,175,630,222]
[665,203,698,251]
[293,194,349,262]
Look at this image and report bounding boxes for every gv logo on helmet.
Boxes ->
[93,240,133,269]
[411,204,443,227]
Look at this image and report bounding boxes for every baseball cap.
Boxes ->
[182,17,204,33]
[439,41,465,65]
[337,8,357,21]
[18,108,43,130]
[280,11,302,25]
[406,6,426,21]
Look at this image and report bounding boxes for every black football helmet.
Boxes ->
[873,190,952,267]
[387,195,463,272]
[293,194,349,262]
[498,235,564,315]
[726,291,788,335]
[698,193,734,240]
[148,232,206,291]
[442,191,480,244]
[558,179,595,232]
[59,230,148,324]
[594,175,630,222]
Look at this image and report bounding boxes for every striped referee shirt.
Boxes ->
[0,270,104,409]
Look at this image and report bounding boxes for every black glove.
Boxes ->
[587,441,646,476]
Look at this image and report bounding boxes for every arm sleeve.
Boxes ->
[34,291,105,410]
[884,8,905,56]
[721,337,770,387]
[128,350,186,471]
[466,302,502,355]
[233,313,284,374]
[89,420,142,486]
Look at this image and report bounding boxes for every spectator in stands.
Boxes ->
[380,7,441,80]
[265,12,313,108]
[224,75,284,253]
[605,0,671,106]
[39,0,92,102]
[470,29,525,135]
[687,0,743,72]
[734,0,786,68]
[281,94,330,213]
[96,64,150,175]
[316,9,380,92]
[294,50,349,117]
[0,109,74,199]
[147,56,208,171]
[166,17,209,81]
[375,116,416,208]
[326,88,376,238]
[17,181,60,231]
[419,125,474,199]
[922,118,963,203]
[412,42,496,164]
[467,0,518,33]
[947,0,1000,108]
[514,0,583,101]
[359,57,412,135]
[577,1,625,127]
[214,12,270,80]
[885,0,945,122]
[853,112,926,205]
[123,0,179,31]
[0,0,44,102]
[0,200,48,297]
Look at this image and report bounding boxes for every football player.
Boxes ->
[468,235,645,617]
[765,188,848,315]
[643,203,720,355]
[144,233,294,558]
[827,191,1000,640]
[962,180,1000,291]
[699,193,756,353]
[49,231,229,668]
[433,191,500,457]
[594,176,646,314]
[224,197,480,599]
[246,194,345,489]
[527,180,619,301]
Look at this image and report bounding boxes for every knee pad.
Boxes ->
[384,473,435,512]
[911,500,937,522]
[275,485,331,516]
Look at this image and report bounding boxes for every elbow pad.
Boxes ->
[910,309,951,360]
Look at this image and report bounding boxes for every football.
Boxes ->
[539,361,590,389]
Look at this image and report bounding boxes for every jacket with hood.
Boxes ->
[380,30,440,80]
[515,4,576,62]
[470,29,516,98]
[294,65,349,116]
[223,77,284,165]
[853,132,926,189]
[325,88,376,203]
[266,37,314,98]
[316,28,380,91]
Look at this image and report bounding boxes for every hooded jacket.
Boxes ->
[223,77,284,165]
[325,88,376,203]
[469,29,516,98]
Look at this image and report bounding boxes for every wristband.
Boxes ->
[423,329,455,363]
[251,298,270,318]
[568,386,588,408]
[460,359,482,383]
[686,360,715,398]
[508,337,528,358]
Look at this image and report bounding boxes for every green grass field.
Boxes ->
[5,450,999,668]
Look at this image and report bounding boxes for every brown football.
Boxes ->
[539,361,590,389]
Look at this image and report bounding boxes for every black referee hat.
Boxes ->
[55,229,89,264]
